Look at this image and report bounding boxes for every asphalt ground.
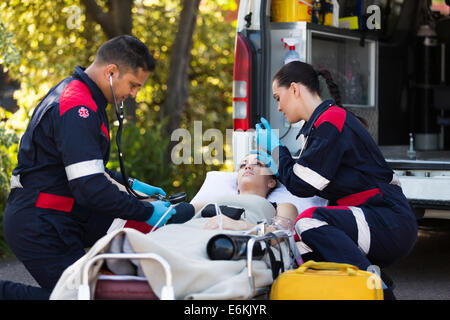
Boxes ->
[1,218,450,300]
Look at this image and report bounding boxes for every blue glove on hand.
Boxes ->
[146,200,176,227]
[249,149,279,177]
[132,179,166,197]
[255,117,282,154]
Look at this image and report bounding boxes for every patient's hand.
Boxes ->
[203,215,252,231]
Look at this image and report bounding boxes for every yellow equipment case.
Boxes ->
[270,260,384,300]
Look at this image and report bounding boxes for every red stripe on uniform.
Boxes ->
[297,206,319,221]
[124,221,154,234]
[293,205,350,241]
[314,106,346,132]
[337,188,383,206]
[294,206,319,241]
[35,192,74,212]
[59,80,98,116]
[100,123,110,141]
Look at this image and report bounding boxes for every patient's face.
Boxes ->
[237,154,276,195]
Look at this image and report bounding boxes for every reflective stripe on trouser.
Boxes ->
[294,206,373,270]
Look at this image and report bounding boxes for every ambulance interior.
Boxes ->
[232,0,450,219]
[266,0,450,160]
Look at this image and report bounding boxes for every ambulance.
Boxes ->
[231,0,450,220]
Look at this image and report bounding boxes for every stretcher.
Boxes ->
[50,171,327,300]
[78,252,173,300]
[75,229,296,300]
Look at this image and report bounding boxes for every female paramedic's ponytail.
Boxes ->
[316,68,368,128]
[316,69,342,107]
[273,61,368,128]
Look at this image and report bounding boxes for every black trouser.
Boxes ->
[0,280,50,300]
[2,189,112,300]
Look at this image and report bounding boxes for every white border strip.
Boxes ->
[65,159,104,181]
[10,174,23,189]
[349,206,371,254]
[293,163,330,191]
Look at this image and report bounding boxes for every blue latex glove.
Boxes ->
[146,200,176,227]
[249,149,279,177]
[132,179,166,197]
[255,117,282,154]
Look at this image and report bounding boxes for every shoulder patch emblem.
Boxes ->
[78,106,90,118]
[314,106,346,132]
[59,80,98,116]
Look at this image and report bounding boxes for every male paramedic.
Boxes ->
[1,35,175,300]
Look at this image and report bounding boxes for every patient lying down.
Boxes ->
[193,153,297,232]
[50,154,301,300]
[115,153,299,235]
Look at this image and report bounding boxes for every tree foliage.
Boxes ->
[0,0,237,242]
[0,109,19,258]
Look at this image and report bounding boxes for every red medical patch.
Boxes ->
[78,106,89,118]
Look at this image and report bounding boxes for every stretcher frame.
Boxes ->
[247,229,295,298]
[77,252,175,300]
[76,229,296,300]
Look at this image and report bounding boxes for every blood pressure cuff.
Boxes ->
[201,204,245,220]
[167,202,195,224]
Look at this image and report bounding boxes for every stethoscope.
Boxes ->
[109,74,187,203]
[109,74,147,200]
[298,102,333,157]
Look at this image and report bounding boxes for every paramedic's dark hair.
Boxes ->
[96,35,155,73]
[273,61,368,128]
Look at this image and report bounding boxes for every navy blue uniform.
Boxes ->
[277,100,418,271]
[2,66,155,298]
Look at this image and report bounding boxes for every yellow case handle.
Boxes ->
[297,260,359,275]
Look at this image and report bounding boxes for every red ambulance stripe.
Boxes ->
[35,192,74,212]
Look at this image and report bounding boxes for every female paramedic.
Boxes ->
[255,61,418,298]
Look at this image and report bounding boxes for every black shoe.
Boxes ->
[383,287,397,300]
[0,280,5,300]
[380,270,395,290]
[380,270,396,300]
